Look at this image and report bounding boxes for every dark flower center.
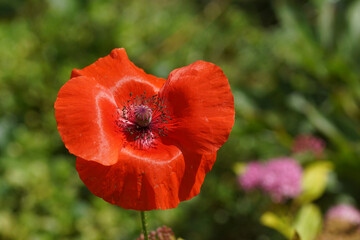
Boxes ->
[115,92,172,149]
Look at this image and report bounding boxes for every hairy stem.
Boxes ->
[140,211,149,240]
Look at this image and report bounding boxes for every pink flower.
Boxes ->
[137,225,176,240]
[239,158,302,202]
[261,158,302,202]
[238,162,264,191]
[326,204,360,225]
[292,135,325,156]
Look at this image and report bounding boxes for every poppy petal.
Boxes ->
[55,76,121,165]
[159,61,234,154]
[71,48,165,91]
[178,151,217,201]
[76,147,217,210]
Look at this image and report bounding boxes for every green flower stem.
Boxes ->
[140,211,149,240]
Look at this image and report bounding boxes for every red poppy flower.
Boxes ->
[55,48,234,211]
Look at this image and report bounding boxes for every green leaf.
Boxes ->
[260,211,295,239]
[296,161,333,204]
[293,204,322,240]
[347,0,360,47]
[288,94,343,142]
[317,1,336,48]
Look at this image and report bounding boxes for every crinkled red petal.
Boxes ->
[71,48,165,91]
[55,76,121,165]
[159,61,235,154]
[76,146,217,211]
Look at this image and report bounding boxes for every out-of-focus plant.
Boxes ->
[235,134,332,240]
[317,204,360,240]
[232,0,360,237]
[239,158,302,203]
[292,135,326,159]
[137,225,184,240]
[273,0,360,171]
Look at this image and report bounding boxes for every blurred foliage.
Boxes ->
[294,204,322,240]
[0,0,360,239]
[295,161,333,205]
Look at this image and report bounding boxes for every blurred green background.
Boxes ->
[1,0,360,239]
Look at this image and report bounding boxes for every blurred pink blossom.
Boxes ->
[238,162,264,191]
[326,204,360,225]
[261,158,303,202]
[292,134,325,156]
[137,225,176,240]
[239,158,302,202]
